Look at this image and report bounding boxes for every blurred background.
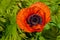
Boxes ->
[0,0,60,40]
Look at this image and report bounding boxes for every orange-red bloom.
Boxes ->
[16,2,50,33]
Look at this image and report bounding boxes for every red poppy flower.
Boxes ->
[16,2,50,33]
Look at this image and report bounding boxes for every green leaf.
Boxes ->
[42,26,60,40]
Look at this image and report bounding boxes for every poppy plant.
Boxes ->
[16,2,50,33]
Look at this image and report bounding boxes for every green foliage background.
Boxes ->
[0,0,60,40]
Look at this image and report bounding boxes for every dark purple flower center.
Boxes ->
[26,14,42,27]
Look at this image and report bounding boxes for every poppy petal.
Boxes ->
[30,2,50,23]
